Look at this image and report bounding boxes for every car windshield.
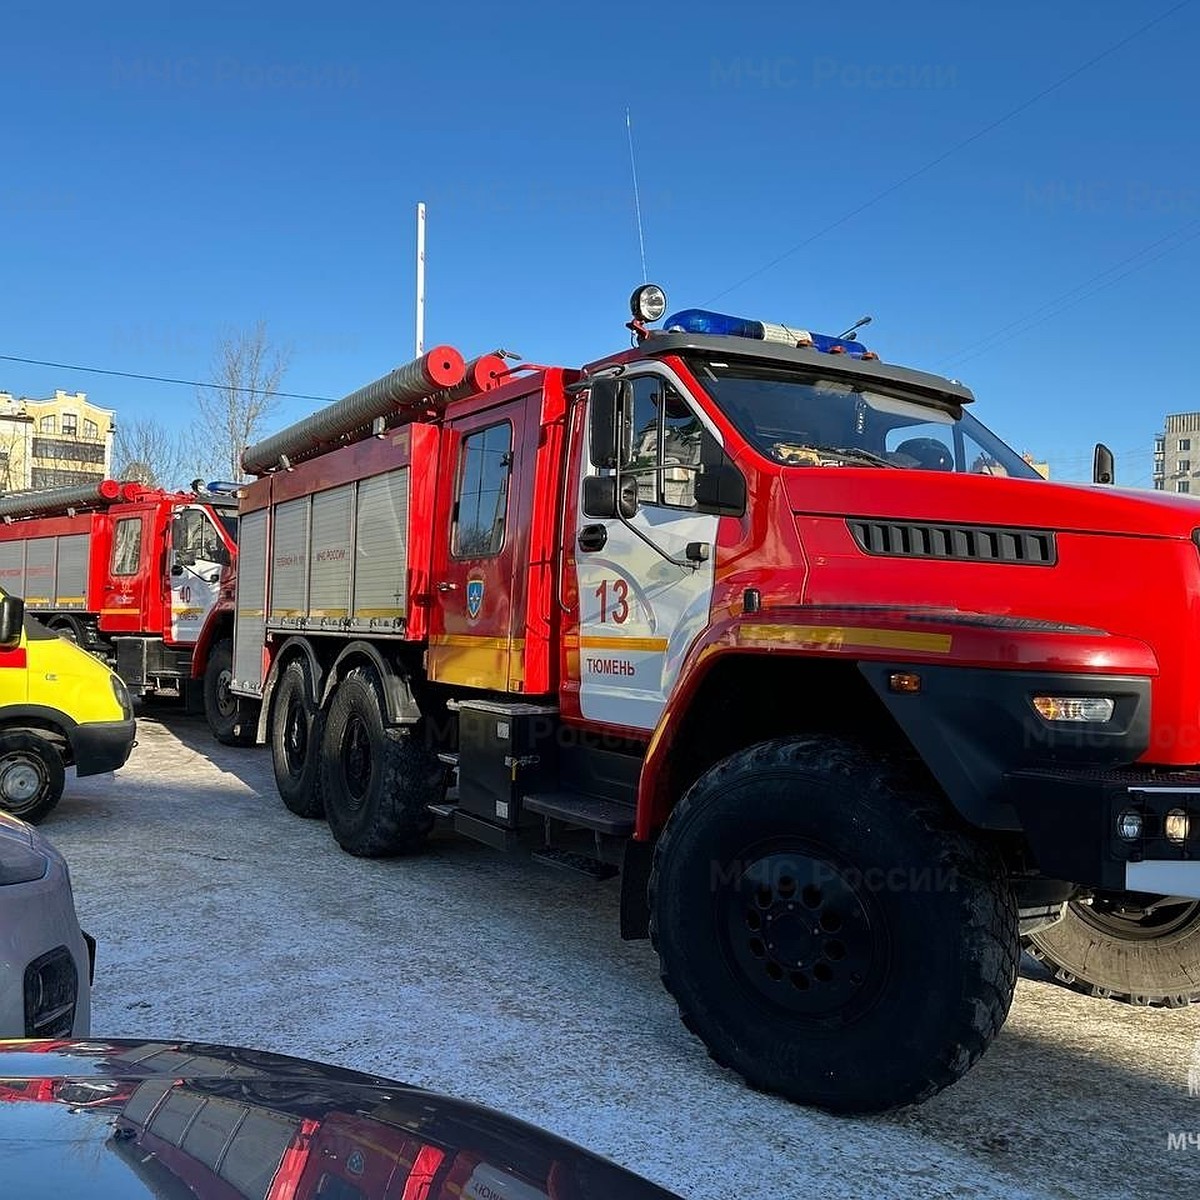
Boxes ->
[691,358,1042,479]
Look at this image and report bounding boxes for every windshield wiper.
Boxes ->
[804,445,898,468]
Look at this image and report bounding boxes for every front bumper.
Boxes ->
[71,719,136,777]
[1009,766,1200,898]
[0,857,91,1038]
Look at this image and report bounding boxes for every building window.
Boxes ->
[1155,437,1165,451]
[1178,480,1191,494]
[1180,439,1192,452]
[452,422,511,557]
[39,414,55,433]
[112,517,143,575]
[83,419,98,440]
[61,413,77,436]
[1181,461,1191,474]
[1154,479,1164,490]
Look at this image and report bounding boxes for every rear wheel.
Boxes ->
[204,640,253,747]
[270,659,325,818]
[320,667,441,857]
[649,737,1019,1113]
[1025,894,1200,1007]
[0,732,65,824]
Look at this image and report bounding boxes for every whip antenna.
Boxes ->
[626,108,648,283]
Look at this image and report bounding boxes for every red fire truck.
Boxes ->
[0,479,244,737]
[228,287,1200,1112]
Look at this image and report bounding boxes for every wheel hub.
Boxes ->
[724,850,879,1017]
[216,669,235,718]
[0,758,43,805]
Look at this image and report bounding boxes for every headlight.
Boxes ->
[1165,809,1191,844]
[1116,809,1144,841]
[0,838,49,885]
[1031,696,1115,723]
[110,673,132,719]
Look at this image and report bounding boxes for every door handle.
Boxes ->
[577,525,608,553]
[436,581,459,592]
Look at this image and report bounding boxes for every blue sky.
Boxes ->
[1,0,1196,484]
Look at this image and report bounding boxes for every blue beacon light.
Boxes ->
[661,308,875,360]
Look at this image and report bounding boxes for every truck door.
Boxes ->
[573,369,720,730]
[167,506,229,646]
[428,395,534,692]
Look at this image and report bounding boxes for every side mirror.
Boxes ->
[694,460,747,515]
[1093,443,1115,486]
[589,378,633,469]
[583,474,639,520]
[0,594,25,649]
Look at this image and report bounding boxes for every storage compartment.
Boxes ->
[456,700,558,830]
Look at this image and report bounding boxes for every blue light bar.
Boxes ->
[662,308,874,359]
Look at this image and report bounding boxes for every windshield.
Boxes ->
[691,358,1041,479]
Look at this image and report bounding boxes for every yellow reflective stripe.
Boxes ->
[579,635,669,652]
[738,623,953,654]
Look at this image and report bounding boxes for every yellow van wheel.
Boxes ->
[0,732,65,824]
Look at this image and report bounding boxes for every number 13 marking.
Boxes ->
[594,578,630,624]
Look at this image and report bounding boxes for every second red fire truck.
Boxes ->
[0,479,245,739]
[224,286,1200,1112]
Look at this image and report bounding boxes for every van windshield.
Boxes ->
[691,358,1041,479]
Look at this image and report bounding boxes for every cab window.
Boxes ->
[452,422,511,557]
[628,376,705,508]
[173,508,228,565]
[112,517,142,576]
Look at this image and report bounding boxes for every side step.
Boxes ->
[531,847,618,881]
[523,791,635,836]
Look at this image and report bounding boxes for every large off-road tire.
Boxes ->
[319,666,441,857]
[270,659,325,818]
[1025,895,1200,1008]
[0,732,65,824]
[204,640,254,747]
[649,737,1019,1114]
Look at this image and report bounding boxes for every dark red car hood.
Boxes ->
[0,1038,679,1200]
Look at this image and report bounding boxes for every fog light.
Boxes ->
[1165,809,1190,844]
[888,672,922,694]
[1117,809,1144,841]
[1032,696,1115,722]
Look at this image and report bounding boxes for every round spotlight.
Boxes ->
[1165,809,1190,845]
[630,284,667,323]
[1117,809,1144,841]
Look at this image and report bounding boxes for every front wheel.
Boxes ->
[1025,894,1200,1007]
[649,737,1019,1113]
[204,640,254,747]
[0,732,65,824]
[319,667,441,857]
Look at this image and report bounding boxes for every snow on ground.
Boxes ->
[39,710,1200,1199]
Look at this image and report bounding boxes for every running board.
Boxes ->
[522,792,635,836]
[531,847,618,881]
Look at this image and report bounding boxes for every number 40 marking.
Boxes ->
[594,578,630,624]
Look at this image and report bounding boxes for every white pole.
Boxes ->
[415,202,426,356]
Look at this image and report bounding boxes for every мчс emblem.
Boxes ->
[466,577,484,620]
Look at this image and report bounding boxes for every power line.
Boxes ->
[703,0,1192,305]
[940,220,1200,369]
[0,353,336,403]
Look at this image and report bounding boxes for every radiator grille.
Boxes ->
[848,520,1056,565]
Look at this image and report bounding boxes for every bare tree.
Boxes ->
[113,417,194,488]
[196,321,290,481]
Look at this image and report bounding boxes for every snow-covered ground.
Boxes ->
[40,710,1200,1199]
